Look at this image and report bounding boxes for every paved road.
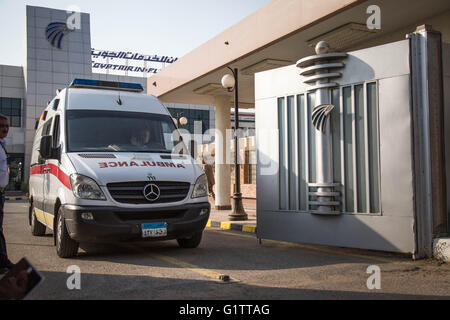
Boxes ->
[2,201,450,300]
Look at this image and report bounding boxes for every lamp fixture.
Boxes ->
[178,116,188,126]
[221,73,235,92]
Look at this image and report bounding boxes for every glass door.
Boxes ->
[6,153,24,191]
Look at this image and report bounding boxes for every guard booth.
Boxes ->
[255,26,449,258]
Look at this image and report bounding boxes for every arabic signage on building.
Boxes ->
[91,49,178,77]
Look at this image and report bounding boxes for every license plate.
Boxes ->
[141,222,167,238]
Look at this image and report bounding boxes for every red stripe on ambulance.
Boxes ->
[30,163,72,190]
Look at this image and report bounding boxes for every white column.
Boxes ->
[213,96,232,210]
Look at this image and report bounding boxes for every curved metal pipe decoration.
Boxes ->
[296,41,347,214]
[311,104,334,132]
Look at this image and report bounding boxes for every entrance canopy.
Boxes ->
[146,0,450,106]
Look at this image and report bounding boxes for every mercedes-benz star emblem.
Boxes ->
[143,183,160,202]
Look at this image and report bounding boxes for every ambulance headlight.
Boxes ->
[192,174,208,198]
[70,174,106,200]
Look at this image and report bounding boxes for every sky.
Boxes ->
[0,0,272,66]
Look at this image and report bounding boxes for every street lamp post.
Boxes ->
[222,68,248,221]
[174,112,192,156]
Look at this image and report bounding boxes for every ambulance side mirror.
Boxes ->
[39,135,53,159]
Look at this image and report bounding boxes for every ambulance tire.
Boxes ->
[30,203,46,236]
[56,208,79,258]
[177,231,203,248]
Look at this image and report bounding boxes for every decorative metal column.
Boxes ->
[296,41,347,215]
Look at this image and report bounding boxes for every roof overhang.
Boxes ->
[147,0,450,108]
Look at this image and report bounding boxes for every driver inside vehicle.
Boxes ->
[130,127,151,146]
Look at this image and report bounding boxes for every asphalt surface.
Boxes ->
[2,201,450,300]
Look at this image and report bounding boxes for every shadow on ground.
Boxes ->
[29,269,448,300]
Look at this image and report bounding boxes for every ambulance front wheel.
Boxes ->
[177,231,203,248]
[30,203,46,236]
[56,207,79,258]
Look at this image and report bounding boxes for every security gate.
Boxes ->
[255,26,447,256]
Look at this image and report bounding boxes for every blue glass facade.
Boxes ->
[0,97,22,127]
[167,107,210,134]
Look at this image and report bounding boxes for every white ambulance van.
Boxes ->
[29,79,210,258]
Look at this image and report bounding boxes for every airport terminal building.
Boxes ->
[0,5,225,191]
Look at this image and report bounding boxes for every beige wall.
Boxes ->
[349,9,450,51]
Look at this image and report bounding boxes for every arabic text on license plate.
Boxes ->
[141,222,167,238]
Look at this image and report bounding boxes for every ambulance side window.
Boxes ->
[52,115,60,148]
[38,118,52,163]
[42,118,52,136]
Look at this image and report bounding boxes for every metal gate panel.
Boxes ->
[255,40,416,253]
[442,42,450,234]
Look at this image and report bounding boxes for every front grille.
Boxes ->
[116,209,186,221]
[107,181,191,204]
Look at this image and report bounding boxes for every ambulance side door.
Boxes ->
[43,115,61,229]
[30,119,52,226]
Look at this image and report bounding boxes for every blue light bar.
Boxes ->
[69,79,144,92]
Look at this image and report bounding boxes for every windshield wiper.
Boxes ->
[72,148,115,152]
[73,149,173,153]
[132,149,172,154]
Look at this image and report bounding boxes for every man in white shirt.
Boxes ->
[0,114,13,274]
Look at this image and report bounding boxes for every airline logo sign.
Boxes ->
[91,49,178,76]
[45,8,81,49]
[45,22,74,49]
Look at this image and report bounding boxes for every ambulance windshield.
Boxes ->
[66,110,185,153]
